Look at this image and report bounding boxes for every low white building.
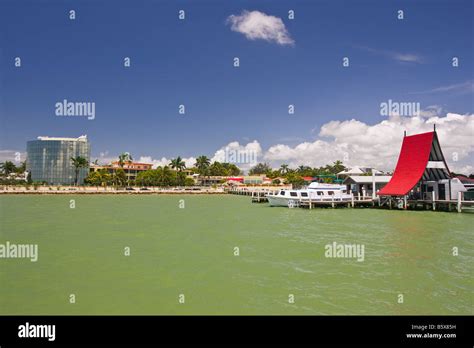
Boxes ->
[343,175,392,197]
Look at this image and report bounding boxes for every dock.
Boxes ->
[226,187,278,203]
[299,196,374,209]
[227,187,474,212]
[227,187,375,207]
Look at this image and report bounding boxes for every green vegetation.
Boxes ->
[249,160,348,185]
[248,162,272,175]
[135,166,180,187]
[170,156,186,185]
[0,160,28,185]
[194,156,211,175]
[192,156,241,176]
[70,156,89,186]
[118,152,133,185]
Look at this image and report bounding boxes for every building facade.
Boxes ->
[26,135,91,185]
[90,161,153,182]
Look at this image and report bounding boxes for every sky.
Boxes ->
[0,0,473,173]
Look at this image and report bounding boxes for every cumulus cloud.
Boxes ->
[134,141,264,173]
[418,105,443,118]
[4,114,472,176]
[137,156,196,169]
[227,10,294,46]
[211,140,263,171]
[264,113,474,174]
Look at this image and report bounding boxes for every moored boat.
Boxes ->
[266,182,352,207]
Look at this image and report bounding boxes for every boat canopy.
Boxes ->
[378,131,451,196]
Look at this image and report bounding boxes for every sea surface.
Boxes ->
[0,195,472,315]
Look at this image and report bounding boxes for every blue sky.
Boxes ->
[0,0,473,171]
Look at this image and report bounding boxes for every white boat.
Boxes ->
[266,182,352,207]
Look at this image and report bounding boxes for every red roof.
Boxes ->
[378,132,434,196]
[302,176,314,181]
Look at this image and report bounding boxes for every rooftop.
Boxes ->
[37,135,88,142]
[343,175,392,184]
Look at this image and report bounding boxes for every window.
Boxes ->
[301,192,308,197]
[317,191,324,196]
[328,191,335,195]
[280,191,285,195]
[290,192,298,197]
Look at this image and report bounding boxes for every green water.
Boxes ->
[0,195,472,315]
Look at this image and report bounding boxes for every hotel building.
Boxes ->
[90,161,153,182]
[26,135,91,185]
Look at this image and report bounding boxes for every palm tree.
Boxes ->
[170,156,186,172]
[118,152,133,185]
[280,164,289,175]
[70,156,88,186]
[0,161,17,176]
[16,161,26,174]
[195,155,211,175]
[332,160,346,174]
[170,156,186,186]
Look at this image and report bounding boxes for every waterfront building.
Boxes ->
[26,135,90,185]
[378,127,467,200]
[197,175,228,186]
[90,161,152,182]
[243,175,265,185]
[337,166,384,177]
[343,175,392,197]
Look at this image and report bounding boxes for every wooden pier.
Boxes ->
[227,187,474,212]
[299,196,374,209]
[227,187,375,208]
[379,191,474,213]
[226,187,278,203]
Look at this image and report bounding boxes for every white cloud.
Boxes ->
[412,81,474,95]
[4,114,472,176]
[137,156,196,169]
[137,141,263,172]
[355,45,422,63]
[263,113,474,174]
[0,150,25,163]
[211,140,263,171]
[392,53,422,63]
[227,10,294,46]
[418,105,443,118]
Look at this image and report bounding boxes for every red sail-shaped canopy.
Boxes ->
[378,132,434,196]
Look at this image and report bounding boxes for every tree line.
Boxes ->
[84,154,242,187]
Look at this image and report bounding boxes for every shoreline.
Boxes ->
[0,185,285,195]
[0,190,229,195]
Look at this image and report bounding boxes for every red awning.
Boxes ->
[378,132,434,196]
